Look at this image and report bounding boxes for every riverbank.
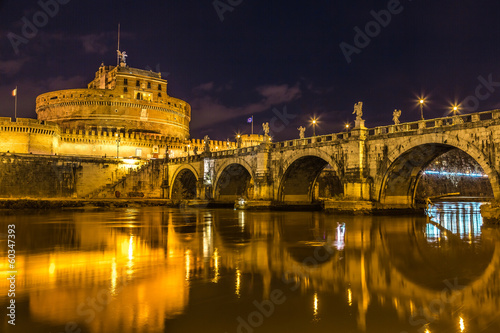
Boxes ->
[0,198,177,210]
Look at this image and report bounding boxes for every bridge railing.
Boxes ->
[367,109,500,137]
[168,109,500,162]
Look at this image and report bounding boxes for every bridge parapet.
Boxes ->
[367,109,500,137]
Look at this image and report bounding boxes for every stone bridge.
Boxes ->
[165,109,500,209]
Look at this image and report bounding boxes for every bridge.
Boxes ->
[164,109,500,209]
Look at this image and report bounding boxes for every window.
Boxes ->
[123,87,128,93]
[124,78,128,85]
[136,92,142,100]
[158,84,162,91]
[136,80,140,87]
[158,93,162,98]
[147,82,151,89]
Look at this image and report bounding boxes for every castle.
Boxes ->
[1,56,240,159]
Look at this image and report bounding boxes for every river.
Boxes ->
[1,202,499,333]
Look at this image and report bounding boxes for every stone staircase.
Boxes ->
[87,160,164,199]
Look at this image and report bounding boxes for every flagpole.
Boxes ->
[14,86,17,119]
[117,23,121,66]
[251,115,253,135]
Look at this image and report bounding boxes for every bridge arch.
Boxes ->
[279,150,342,202]
[170,165,199,200]
[376,133,500,206]
[213,160,254,201]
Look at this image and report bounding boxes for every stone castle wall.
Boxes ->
[0,117,60,155]
[0,153,144,198]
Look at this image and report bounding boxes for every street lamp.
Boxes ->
[345,123,350,131]
[452,105,459,115]
[419,98,425,120]
[236,133,242,148]
[311,117,318,136]
[115,132,121,158]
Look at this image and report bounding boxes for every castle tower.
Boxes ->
[36,62,191,139]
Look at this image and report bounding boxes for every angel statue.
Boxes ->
[393,109,401,125]
[117,50,128,65]
[298,126,306,139]
[353,102,363,120]
[262,122,270,136]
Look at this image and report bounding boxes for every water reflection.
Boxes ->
[0,203,499,333]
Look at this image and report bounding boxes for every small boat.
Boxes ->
[234,198,247,210]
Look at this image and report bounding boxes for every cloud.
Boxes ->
[193,82,215,93]
[189,82,301,130]
[44,75,87,91]
[80,33,111,55]
[0,58,28,76]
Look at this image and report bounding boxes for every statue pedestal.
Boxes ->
[354,119,366,129]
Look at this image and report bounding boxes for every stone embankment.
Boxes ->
[480,201,500,225]
[0,199,176,210]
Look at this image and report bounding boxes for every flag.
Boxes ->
[247,116,253,123]
[12,88,17,97]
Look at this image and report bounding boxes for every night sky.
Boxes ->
[2,0,500,141]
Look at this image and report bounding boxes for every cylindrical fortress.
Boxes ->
[36,64,191,139]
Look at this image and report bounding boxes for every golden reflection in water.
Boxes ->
[185,249,191,282]
[239,210,245,231]
[313,292,319,322]
[203,222,213,258]
[49,261,56,275]
[110,257,117,295]
[236,267,241,298]
[0,204,498,333]
[126,235,135,276]
[212,248,220,283]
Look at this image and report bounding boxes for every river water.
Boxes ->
[1,202,499,333]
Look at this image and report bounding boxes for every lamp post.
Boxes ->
[236,134,241,148]
[419,98,425,120]
[115,132,121,158]
[311,117,318,136]
[345,123,350,131]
